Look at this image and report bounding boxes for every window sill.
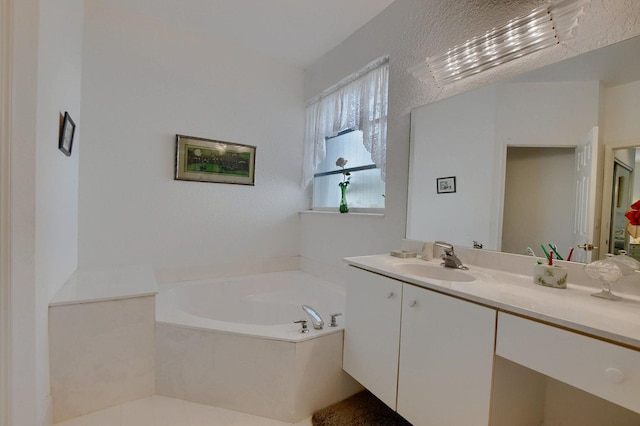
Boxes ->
[299,210,385,218]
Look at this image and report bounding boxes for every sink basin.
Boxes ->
[394,263,476,282]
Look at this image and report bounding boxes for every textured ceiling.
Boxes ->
[97,0,396,69]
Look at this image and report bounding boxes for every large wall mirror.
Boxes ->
[407,35,640,264]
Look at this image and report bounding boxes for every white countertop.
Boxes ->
[50,264,158,307]
[344,254,640,349]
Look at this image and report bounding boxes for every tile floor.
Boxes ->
[54,395,313,426]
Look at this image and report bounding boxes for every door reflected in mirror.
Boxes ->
[502,147,575,259]
[608,148,640,260]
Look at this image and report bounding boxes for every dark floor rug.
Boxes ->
[312,391,413,426]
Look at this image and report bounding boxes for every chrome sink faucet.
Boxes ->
[434,241,469,270]
[302,305,324,330]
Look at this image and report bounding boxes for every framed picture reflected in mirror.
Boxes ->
[437,176,456,194]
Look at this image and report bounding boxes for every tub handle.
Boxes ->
[329,313,342,327]
[294,319,309,333]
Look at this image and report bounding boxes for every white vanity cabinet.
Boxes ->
[496,312,640,414]
[343,266,403,409]
[397,284,496,426]
[343,266,497,425]
[344,254,640,424]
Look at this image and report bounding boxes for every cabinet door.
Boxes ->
[397,284,496,426]
[343,266,403,409]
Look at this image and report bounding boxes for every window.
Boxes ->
[303,57,388,212]
[313,130,385,210]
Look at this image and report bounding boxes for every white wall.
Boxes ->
[302,0,640,275]
[494,82,601,148]
[35,0,84,423]
[407,85,498,249]
[8,1,39,423]
[603,79,640,146]
[8,0,83,424]
[36,0,83,302]
[78,0,305,277]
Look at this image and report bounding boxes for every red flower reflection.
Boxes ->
[626,201,640,226]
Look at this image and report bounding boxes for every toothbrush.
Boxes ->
[540,245,551,262]
[549,244,564,260]
[548,251,554,266]
[567,247,574,262]
[526,247,543,264]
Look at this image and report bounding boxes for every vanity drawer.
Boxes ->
[496,312,640,414]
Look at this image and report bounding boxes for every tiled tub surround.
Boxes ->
[49,266,158,423]
[155,271,362,423]
[50,267,361,424]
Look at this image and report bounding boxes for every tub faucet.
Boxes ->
[434,241,469,270]
[302,305,324,330]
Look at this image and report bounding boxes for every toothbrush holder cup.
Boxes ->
[533,264,568,289]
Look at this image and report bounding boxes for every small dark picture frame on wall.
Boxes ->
[437,176,456,194]
[59,111,76,157]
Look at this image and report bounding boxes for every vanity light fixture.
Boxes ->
[414,0,589,86]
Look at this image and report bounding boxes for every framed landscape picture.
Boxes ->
[175,135,256,185]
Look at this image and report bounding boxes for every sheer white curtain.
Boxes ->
[302,58,389,188]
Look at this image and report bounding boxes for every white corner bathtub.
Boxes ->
[154,270,361,422]
[156,270,346,341]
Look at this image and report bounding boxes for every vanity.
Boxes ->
[341,32,640,426]
[342,252,640,426]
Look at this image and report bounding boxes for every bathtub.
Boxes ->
[154,270,361,422]
[156,270,346,341]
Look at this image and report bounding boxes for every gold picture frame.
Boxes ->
[175,134,256,185]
